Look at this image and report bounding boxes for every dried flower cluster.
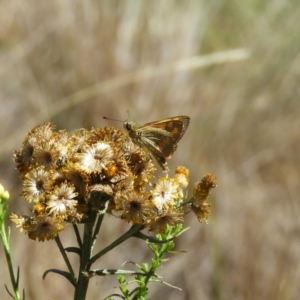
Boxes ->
[11,122,216,241]
[191,174,217,223]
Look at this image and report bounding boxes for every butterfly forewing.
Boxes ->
[124,116,190,170]
[143,116,190,144]
[141,128,175,158]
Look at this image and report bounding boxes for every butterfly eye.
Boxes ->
[125,123,132,131]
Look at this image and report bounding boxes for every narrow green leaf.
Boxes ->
[42,269,76,287]
[65,247,82,256]
[4,284,14,299]
[133,231,174,243]
[15,266,20,287]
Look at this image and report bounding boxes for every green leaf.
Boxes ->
[65,247,82,256]
[42,269,76,287]
[133,231,174,243]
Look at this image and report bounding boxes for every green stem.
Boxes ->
[0,222,21,300]
[55,236,77,285]
[74,211,97,300]
[91,213,105,252]
[91,198,110,251]
[73,224,83,249]
[178,196,195,208]
[89,224,144,265]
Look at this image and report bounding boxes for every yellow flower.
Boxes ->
[47,183,78,217]
[193,174,217,204]
[27,215,65,241]
[191,202,212,224]
[68,128,91,155]
[76,142,114,174]
[106,150,130,183]
[33,203,47,215]
[13,142,34,176]
[10,213,65,241]
[10,213,28,232]
[113,175,135,197]
[174,166,189,189]
[123,140,155,186]
[62,162,88,198]
[22,167,53,202]
[115,191,153,224]
[191,174,216,223]
[89,127,127,146]
[28,122,56,143]
[174,166,189,198]
[33,142,62,169]
[149,209,184,234]
[151,177,179,210]
[0,184,9,201]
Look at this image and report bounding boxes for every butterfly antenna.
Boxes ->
[103,116,123,122]
[126,110,131,120]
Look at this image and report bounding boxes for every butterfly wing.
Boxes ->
[124,116,190,171]
[139,116,190,158]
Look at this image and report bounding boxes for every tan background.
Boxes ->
[0,1,300,299]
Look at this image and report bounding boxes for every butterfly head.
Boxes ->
[123,121,132,132]
[123,120,140,134]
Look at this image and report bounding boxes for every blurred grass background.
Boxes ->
[1,0,300,299]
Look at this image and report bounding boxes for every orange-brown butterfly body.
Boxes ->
[124,116,190,171]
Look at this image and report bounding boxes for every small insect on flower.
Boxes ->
[104,115,190,171]
[123,116,190,171]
